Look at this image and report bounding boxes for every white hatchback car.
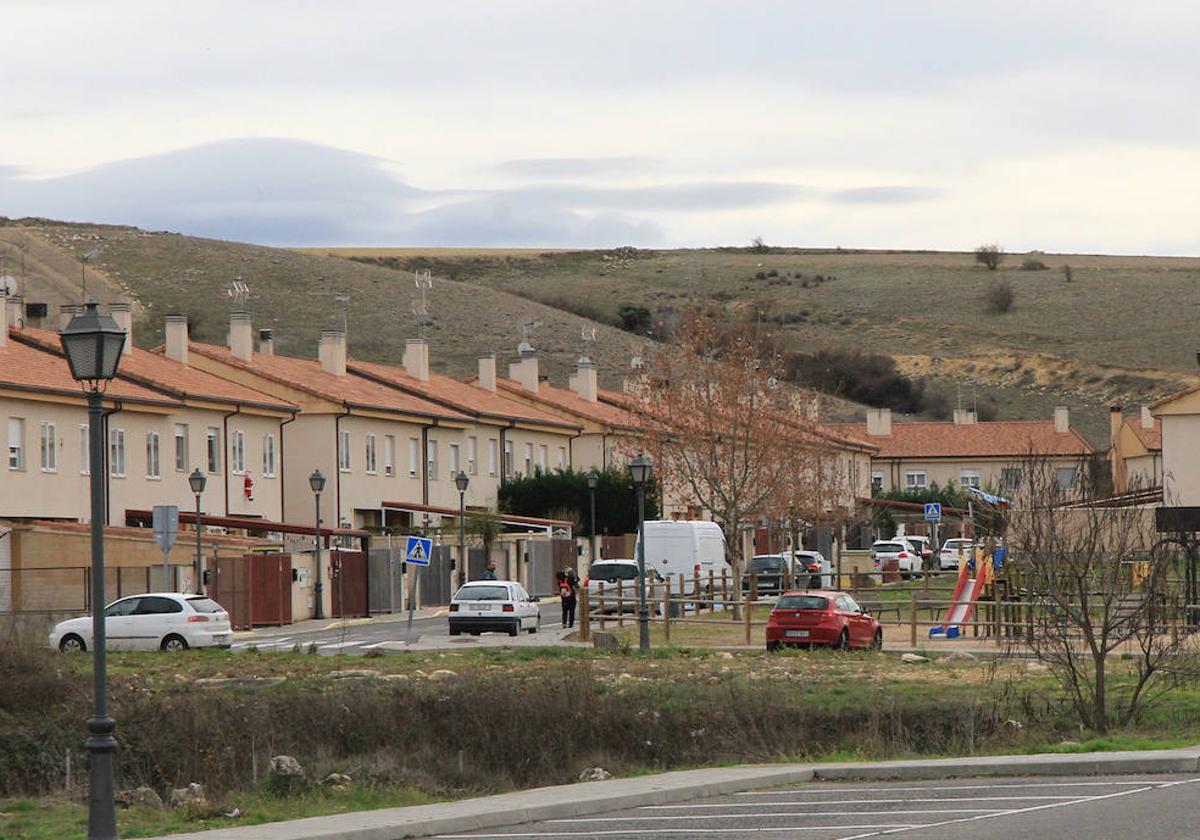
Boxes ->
[871,540,920,578]
[939,538,976,570]
[449,581,540,637]
[49,593,233,652]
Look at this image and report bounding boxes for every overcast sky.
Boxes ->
[2,1,1198,252]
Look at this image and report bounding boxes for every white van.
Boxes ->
[636,520,731,593]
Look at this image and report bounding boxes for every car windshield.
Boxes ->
[186,597,224,613]
[589,564,638,582]
[748,557,783,572]
[456,585,509,601]
[777,595,828,610]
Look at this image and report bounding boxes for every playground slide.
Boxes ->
[929,550,992,639]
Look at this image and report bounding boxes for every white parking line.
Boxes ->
[736,780,1161,795]
[436,827,920,837]
[637,808,1005,815]
[319,641,366,650]
[550,809,1004,823]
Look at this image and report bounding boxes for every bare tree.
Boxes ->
[628,313,820,599]
[1008,461,1195,733]
[975,244,1003,270]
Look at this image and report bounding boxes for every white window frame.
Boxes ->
[488,438,498,477]
[959,470,981,489]
[262,433,276,477]
[467,436,478,476]
[558,446,567,470]
[80,425,89,475]
[110,428,126,478]
[523,442,533,476]
[40,421,57,472]
[230,429,246,475]
[871,471,884,492]
[408,437,419,477]
[8,417,25,470]
[449,442,460,477]
[338,429,351,472]
[905,470,926,490]
[502,439,512,477]
[384,435,395,477]
[174,424,188,472]
[146,431,161,479]
[206,427,220,474]
[427,440,438,481]
[365,433,377,475]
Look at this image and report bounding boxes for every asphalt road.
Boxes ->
[432,774,1200,840]
[229,600,572,654]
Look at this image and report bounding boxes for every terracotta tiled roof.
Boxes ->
[836,420,1094,458]
[493,378,639,429]
[16,327,294,411]
[189,344,472,421]
[1126,417,1162,452]
[2,329,180,406]
[348,360,580,430]
[1151,383,1200,410]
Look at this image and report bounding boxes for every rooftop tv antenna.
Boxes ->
[227,278,251,311]
[517,319,541,354]
[79,249,100,302]
[411,270,433,335]
[306,279,352,332]
[578,326,597,364]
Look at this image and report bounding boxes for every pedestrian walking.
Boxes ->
[558,567,578,628]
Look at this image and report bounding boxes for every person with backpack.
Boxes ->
[558,567,578,628]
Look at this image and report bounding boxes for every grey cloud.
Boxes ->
[829,186,941,205]
[488,156,663,179]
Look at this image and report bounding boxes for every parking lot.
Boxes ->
[434,774,1200,839]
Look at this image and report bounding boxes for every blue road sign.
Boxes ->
[924,502,942,522]
[405,536,433,567]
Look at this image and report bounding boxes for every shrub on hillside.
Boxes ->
[984,279,1016,313]
[1020,258,1048,271]
[784,350,924,413]
[616,303,653,334]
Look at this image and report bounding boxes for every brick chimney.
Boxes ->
[403,338,430,382]
[572,359,598,402]
[6,295,23,331]
[865,408,892,437]
[509,349,539,393]
[1054,405,1070,434]
[952,409,977,425]
[477,353,497,392]
[318,329,347,376]
[0,290,6,347]
[258,329,274,356]
[1141,405,1155,430]
[164,315,189,365]
[229,311,253,361]
[109,302,133,354]
[59,303,82,330]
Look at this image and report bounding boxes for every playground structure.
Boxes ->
[929,546,1000,639]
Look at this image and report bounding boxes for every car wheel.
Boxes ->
[449,627,461,636]
[766,641,781,652]
[835,629,849,651]
[508,621,519,637]
[160,634,189,652]
[59,634,86,653]
[872,628,883,650]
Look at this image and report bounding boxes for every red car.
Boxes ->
[766,590,882,651]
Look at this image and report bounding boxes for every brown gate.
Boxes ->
[209,554,251,630]
[249,554,292,626]
[331,551,369,618]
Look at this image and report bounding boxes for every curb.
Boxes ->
[148,746,1200,840]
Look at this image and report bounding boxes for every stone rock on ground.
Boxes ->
[168,783,207,809]
[592,631,619,650]
[901,653,930,663]
[116,786,163,810]
[579,767,612,782]
[429,669,459,681]
[942,651,978,662]
[270,755,305,778]
[323,772,353,792]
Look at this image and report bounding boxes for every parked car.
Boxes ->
[449,580,540,637]
[49,593,233,652]
[766,591,882,651]
[637,520,730,594]
[742,554,789,595]
[584,559,663,613]
[742,552,830,593]
[939,538,975,570]
[871,540,920,579]
[791,550,831,589]
[899,535,933,566]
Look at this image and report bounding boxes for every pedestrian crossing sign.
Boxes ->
[405,536,432,567]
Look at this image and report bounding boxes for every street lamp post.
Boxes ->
[310,470,326,620]
[627,454,653,651]
[455,471,470,586]
[586,469,599,566]
[188,469,206,595]
[60,302,126,840]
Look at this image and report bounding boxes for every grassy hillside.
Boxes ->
[1,222,642,388]
[318,246,1199,445]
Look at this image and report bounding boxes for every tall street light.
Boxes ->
[310,470,326,620]
[188,469,206,595]
[60,301,126,840]
[586,469,599,567]
[627,454,653,651]
[455,471,470,587]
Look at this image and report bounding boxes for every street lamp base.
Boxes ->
[85,714,119,839]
